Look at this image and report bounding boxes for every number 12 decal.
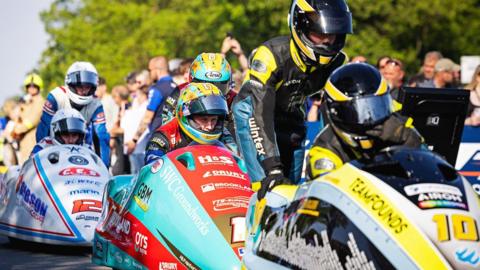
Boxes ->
[433,214,479,241]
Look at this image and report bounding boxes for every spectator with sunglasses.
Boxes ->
[376,56,391,77]
[36,61,110,167]
[383,58,405,102]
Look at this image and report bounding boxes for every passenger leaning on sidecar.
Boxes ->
[306,63,424,180]
[144,83,237,165]
[31,108,89,156]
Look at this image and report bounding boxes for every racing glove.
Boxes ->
[257,168,292,200]
[365,114,423,148]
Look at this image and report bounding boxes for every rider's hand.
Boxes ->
[366,114,422,147]
[257,169,292,200]
[366,114,408,143]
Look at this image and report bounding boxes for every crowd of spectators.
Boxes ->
[0,36,248,174]
[0,38,479,174]
[307,51,478,126]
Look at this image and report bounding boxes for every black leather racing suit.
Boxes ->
[233,35,347,183]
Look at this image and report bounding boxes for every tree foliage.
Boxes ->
[346,0,480,72]
[38,0,480,94]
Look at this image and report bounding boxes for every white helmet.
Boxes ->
[65,61,98,106]
[50,108,87,145]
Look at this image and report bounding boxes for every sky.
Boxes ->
[0,0,54,106]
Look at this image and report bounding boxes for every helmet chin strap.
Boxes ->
[70,100,85,110]
[298,45,335,68]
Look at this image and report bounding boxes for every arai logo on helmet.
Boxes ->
[205,71,222,79]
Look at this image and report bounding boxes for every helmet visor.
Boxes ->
[192,78,230,95]
[184,94,228,117]
[305,10,353,34]
[53,117,86,135]
[66,71,98,87]
[329,94,392,134]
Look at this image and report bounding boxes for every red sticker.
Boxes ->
[72,199,102,213]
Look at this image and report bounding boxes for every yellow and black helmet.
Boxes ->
[325,63,393,148]
[289,0,353,66]
[176,83,228,144]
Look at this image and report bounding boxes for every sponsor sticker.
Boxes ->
[404,183,467,210]
[59,167,100,177]
[456,248,480,267]
[69,189,100,196]
[76,214,99,222]
[251,59,267,73]
[134,183,152,211]
[64,179,102,186]
[68,146,81,153]
[212,196,250,211]
[72,199,102,213]
[134,231,148,256]
[68,155,89,165]
[248,118,266,155]
[200,182,251,193]
[404,183,462,196]
[198,155,234,166]
[202,170,246,180]
[159,262,178,270]
[106,208,131,235]
[151,159,163,174]
[201,183,215,193]
[17,182,48,223]
[350,178,408,234]
[151,137,166,148]
[283,79,301,87]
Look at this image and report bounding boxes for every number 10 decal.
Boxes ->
[433,214,479,241]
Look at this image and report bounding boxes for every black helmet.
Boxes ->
[289,0,353,66]
[325,63,393,149]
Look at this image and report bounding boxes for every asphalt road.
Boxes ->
[0,235,109,270]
